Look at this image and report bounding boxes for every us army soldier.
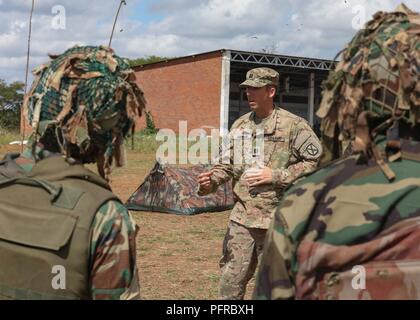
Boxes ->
[254,4,420,300]
[198,67,322,300]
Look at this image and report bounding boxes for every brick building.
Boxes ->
[20,49,336,137]
[134,49,336,135]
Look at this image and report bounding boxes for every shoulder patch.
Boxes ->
[305,143,321,157]
[294,131,322,160]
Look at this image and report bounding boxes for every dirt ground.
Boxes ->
[0,144,255,300]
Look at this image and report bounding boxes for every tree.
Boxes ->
[0,79,25,131]
[128,55,172,68]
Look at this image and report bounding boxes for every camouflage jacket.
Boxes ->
[14,151,140,300]
[202,106,322,229]
[254,138,420,300]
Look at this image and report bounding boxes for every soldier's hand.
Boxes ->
[198,171,213,194]
[244,167,273,187]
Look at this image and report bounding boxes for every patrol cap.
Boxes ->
[239,67,279,88]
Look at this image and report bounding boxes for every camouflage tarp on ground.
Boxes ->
[125,162,234,215]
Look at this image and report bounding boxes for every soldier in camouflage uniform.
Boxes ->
[198,67,322,299]
[254,4,420,300]
[0,46,145,300]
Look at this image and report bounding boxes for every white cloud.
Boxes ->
[150,0,208,13]
[0,0,418,83]
[148,0,287,38]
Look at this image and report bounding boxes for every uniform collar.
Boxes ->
[249,106,279,135]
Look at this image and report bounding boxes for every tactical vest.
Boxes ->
[0,154,119,300]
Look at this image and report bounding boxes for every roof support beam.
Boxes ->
[230,51,336,71]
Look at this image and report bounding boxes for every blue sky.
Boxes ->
[130,0,165,23]
[0,0,418,84]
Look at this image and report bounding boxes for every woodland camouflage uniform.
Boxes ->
[254,4,420,300]
[0,46,145,300]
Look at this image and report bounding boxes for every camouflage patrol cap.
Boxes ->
[239,67,279,88]
[317,4,419,164]
[23,45,146,180]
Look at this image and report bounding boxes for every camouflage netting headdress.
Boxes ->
[23,45,146,180]
[317,4,419,180]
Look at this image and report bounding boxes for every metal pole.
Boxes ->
[308,72,315,127]
[109,0,126,48]
[21,0,35,153]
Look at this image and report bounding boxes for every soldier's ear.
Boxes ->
[267,86,276,98]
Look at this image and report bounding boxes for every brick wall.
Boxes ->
[20,52,224,137]
[134,52,223,135]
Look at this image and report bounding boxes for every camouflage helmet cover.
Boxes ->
[23,45,146,179]
[317,4,419,162]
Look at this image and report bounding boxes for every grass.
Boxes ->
[0,129,222,166]
[126,131,223,165]
[0,129,21,146]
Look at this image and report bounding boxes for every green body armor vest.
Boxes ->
[0,154,119,300]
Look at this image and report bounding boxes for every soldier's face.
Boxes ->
[245,86,275,111]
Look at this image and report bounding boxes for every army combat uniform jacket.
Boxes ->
[202,106,322,229]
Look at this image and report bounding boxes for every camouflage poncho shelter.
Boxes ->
[126,162,234,215]
[23,45,146,179]
[254,4,420,300]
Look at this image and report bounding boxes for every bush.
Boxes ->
[140,110,159,135]
[0,109,20,131]
[0,79,24,131]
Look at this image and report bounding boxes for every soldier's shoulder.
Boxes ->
[284,155,360,194]
[276,107,306,122]
[275,107,312,132]
[94,199,137,234]
[231,112,254,129]
[283,151,420,201]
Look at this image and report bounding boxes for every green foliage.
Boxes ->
[126,132,160,153]
[0,79,24,131]
[128,55,171,67]
[141,110,159,135]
